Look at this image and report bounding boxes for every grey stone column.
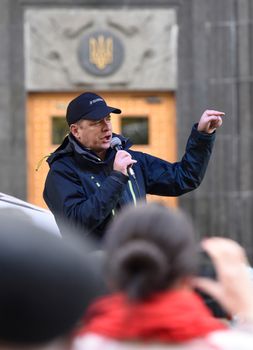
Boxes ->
[0,0,26,199]
[177,0,253,261]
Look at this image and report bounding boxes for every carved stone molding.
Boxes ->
[25,8,178,91]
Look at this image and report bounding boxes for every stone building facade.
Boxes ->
[1,0,253,259]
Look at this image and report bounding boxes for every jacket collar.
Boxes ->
[47,133,132,167]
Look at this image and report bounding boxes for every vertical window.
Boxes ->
[52,117,69,144]
[121,116,149,145]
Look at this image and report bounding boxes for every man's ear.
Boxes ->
[70,124,79,137]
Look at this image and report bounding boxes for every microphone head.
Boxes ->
[110,137,122,150]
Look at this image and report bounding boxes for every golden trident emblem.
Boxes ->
[89,35,113,70]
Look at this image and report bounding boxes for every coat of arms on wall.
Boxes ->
[78,30,124,76]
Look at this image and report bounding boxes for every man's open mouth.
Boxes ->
[103,135,111,142]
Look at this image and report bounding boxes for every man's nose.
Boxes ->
[101,119,111,129]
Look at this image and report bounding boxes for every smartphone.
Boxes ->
[198,250,216,280]
[196,250,228,318]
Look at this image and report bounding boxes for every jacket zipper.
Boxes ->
[128,179,137,206]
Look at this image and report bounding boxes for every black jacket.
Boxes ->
[43,125,215,240]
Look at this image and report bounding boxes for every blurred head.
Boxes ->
[104,202,197,300]
[0,208,100,347]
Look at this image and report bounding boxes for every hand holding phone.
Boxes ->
[193,238,253,322]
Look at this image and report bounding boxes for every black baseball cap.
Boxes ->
[66,92,121,125]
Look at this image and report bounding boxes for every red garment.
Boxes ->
[77,290,227,343]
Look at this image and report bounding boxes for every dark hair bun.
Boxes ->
[109,239,169,299]
[105,203,197,300]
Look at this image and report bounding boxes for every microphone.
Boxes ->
[110,136,124,152]
[110,137,136,178]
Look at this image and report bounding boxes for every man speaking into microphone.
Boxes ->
[43,92,224,241]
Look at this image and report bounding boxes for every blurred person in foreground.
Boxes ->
[0,208,100,350]
[43,92,224,241]
[72,203,253,350]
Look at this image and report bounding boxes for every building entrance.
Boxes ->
[27,92,177,208]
